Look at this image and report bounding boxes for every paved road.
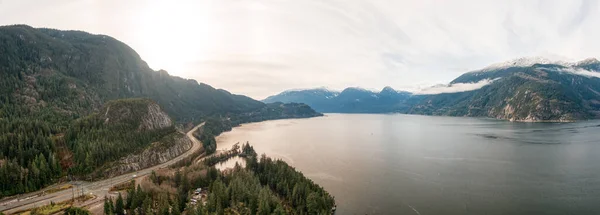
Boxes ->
[0,123,204,214]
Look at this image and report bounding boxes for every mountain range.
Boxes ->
[264,87,412,113]
[264,57,600,122]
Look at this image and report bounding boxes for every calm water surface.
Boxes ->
[216,114,600,215]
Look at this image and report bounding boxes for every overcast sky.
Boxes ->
[1,0,599,99]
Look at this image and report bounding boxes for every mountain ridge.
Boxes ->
[265,57,600,122]
[264,86,412,113]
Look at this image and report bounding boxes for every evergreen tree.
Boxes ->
[171,199,181,215]
[115,193,125,215]
[104,196,111,215]
[142,197,153,215]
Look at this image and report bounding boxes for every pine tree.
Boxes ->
[142,197,153,215]
[104,197,111,215]
[171,198,181,215]
[115,193,125,215]
[125,187,134,209]
[306,192,320,214]
[108,197,115,214]
[257,188,271,215]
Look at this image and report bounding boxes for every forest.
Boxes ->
[0,25,322,199]
[103,143,335,215]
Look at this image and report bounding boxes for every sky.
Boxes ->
[1,0,599,99]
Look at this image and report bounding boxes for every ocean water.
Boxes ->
[217,114,600,215]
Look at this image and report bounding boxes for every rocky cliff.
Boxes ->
[86,98,195,177]
[102,98,173,131]
[102,132,192,177]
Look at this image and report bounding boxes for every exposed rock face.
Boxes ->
[103,133,192,177]
[102,98,173,131]
[139,102,173,131]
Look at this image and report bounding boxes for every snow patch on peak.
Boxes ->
[380,86,396,92]
[476,57,600,73]
[346,87,379,93]
[575,58,600,66]
[281,86,340,94]
[481,57,571,71]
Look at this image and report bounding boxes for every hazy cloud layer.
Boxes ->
[559,68,600,79]
[414,78,498,95]
[1,0,599,99]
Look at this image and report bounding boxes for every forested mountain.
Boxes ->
[263,87,412,113]
[266,57,600,121]
[64,98,179,176]
[409,58,600,121]
[0,25,321,197]
[0,25,264,125]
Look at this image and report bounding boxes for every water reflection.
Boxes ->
[215,156,246,171]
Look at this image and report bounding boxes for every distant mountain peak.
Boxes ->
[475,56,600,73]
[381,86,395,92]
[344,87,379,93]
[575,58,600,66]
[282,87,340,94]
[481,57,570,71]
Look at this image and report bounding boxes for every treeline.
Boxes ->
[64,114,176,175]
[0,119,62,197]
[104,183,184,215]
[201,143,335,214]
[203,147,239,167]
[249,155,335,214]
[194,118,232,154]
[140,143,334,214]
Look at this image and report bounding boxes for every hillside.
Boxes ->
[409,58,600,121]
[0,25,322,197]
[0,25,264,126]
[263,87,412,113]
[266,57,600,121]
[64,98,186,177]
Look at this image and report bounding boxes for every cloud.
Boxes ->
[1,0,599,99]
[414,78,499,95]
[559,68,600,78]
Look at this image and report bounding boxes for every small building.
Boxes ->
[194,188,202,194]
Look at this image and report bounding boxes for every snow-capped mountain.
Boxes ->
[263,86,412,113]
[476,57,600,72]
[266,56,600,121]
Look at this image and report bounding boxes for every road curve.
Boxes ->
[0,123,205,214]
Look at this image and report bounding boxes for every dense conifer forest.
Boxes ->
[0,25,322,197]
[104,143,335,215]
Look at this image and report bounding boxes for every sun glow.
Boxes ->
[131,1,219,76]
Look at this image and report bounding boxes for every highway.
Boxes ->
[0,123,204,214]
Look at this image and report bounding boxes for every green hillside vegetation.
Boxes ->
[106,143,335,215]
[0,25,323,197]
[64,98,177,176]
[0,118,62,196]
[410,64,600,121]
[0,25,264,125]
